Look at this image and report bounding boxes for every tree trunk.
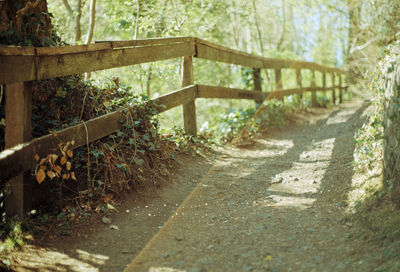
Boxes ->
[0,0,52,45]
[134,0,140,39]
[74,0,82,43]
[85,0,97,44]
[276,0,286,50]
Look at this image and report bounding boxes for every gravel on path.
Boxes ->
[125,98,383,272]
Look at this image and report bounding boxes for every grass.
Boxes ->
[347,145,400,271]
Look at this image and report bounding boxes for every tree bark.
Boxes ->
[85,0,97,44]
[74,0,82,43]
[0,0,52,45]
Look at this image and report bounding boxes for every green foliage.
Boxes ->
[200,99,293,144]
[348,40,400,271]
[353,108,384,172]
[201,107,257,143]
[0,216,30,252]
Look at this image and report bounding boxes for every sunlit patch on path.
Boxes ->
[126,98,384,272]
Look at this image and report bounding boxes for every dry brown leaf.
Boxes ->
[49,154,58,165]
[51,132,57,137]
[36,169,46,184]
[71,140,75,146]
[62,173,70,180]
[39,158,46,165]
[53,165,62,175]
[66,161,72,171]
[63,143,69,152]
[66,150,73,158]
[71,172,77,181]
[60,156,67,165]
[51,154,58,161]
[34,154,40,162]
[47,170,56,180]
[40,165,47,171]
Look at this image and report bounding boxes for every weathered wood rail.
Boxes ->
[0,36,347,215]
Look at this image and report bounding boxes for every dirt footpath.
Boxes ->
[6,97,385,272]
[126,97,384,272]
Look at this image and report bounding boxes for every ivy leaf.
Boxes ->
[133,157,144,166]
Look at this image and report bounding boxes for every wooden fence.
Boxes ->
[0,36,347,215]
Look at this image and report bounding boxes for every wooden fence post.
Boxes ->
[339,73,343,103]
[331,72,336,104]
[275,69,283,101]
[311,69,317,107]
[182,55,197,136]
[252,68,263,106]
[5,82,33,216]
[296,68,303,101]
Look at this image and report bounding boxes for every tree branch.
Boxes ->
[62,0,73,17]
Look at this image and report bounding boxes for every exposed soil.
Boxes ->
[4,97,386,272]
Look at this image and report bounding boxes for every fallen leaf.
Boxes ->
[66,161,72,171]
[110,224,119,230]
[39,158,46,165]
[102,217,112,224]
[71,172,77,181]
[51,132,57,137]
[34,154,40,162]
[264,255,272,261]
[36,169,46,184]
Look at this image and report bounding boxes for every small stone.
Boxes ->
[110,224,119,230]
[125,210,130,213]
[102,217,112,224]
[174,236,183,241]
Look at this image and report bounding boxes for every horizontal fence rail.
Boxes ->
[0,36,347,215]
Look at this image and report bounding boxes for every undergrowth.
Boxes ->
[347,43,400,271]
[200,99,295,144]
